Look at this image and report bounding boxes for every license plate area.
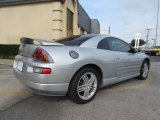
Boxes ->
[14,60,24,72]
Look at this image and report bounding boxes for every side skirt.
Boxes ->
[100,73,140,88]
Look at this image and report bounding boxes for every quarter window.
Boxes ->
[97,38,111,50]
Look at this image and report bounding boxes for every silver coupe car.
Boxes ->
[13,34,150,104]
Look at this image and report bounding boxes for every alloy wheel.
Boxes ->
[77,72,98,100]
[142,63,149,78]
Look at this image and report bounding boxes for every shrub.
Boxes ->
[0,44,20,59]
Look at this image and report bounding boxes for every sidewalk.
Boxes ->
[0,59,33,111]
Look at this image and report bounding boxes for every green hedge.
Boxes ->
[0,44,20,59]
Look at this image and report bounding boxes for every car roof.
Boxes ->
[80,34,115,48]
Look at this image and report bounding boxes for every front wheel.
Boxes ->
[139,61,149,80]
[68,67,99,104]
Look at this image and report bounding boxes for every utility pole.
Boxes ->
[154,0,160,47]
[108,25,111,35]
[135,33,141,49]
[145,29,152,49]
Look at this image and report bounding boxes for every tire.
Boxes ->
[139,61,149,80]
[68,67,100,104]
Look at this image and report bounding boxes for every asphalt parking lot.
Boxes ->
[0,62,32,111]
[0,56,160,120]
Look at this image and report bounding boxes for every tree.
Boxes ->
[130,39,145,47]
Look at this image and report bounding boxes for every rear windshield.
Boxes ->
[56,35,96,46]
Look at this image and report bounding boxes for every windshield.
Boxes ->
[56,34,96,46]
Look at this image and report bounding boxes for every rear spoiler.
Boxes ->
[20,37,64,46]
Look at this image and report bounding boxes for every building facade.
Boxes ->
[0,0,100,44]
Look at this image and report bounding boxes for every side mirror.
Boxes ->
[133,48,139,53]
[129,48,138,53]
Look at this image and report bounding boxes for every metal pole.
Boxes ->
[145,29,152,49]
[108,25,111,35]
[135,39,138,49]
[155,0,159,46]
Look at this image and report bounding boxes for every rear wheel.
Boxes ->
[139,61,149,80]
[69,67,99,104]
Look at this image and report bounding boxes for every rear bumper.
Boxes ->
[13,55,76,96]
[13,68,69,95]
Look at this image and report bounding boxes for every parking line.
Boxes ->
[0,63,12,66]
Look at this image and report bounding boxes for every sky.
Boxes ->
[79,0,160,45]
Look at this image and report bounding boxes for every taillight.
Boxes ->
[42,68,51,74]
[33,67,51,74]
[33,48,50,62]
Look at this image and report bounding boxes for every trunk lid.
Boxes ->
[18,37,63,57]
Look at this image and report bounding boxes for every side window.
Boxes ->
[97,38,111,50]
[108,37,131,52]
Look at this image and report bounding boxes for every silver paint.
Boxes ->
[13,34,150,96]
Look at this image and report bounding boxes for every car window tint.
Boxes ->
[108,37,131,52]
[97,38,111,50]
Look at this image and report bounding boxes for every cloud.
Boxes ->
[79,0,160,44]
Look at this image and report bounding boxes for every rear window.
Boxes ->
[56,35,96,46]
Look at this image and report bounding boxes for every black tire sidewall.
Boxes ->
[139,61,149,80]
[69,67,100,104]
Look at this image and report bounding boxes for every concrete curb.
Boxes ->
[0,59,13,66]
[0,63,13,66]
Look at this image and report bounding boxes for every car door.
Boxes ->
[108,37,141,80]
[97,38,117,86]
